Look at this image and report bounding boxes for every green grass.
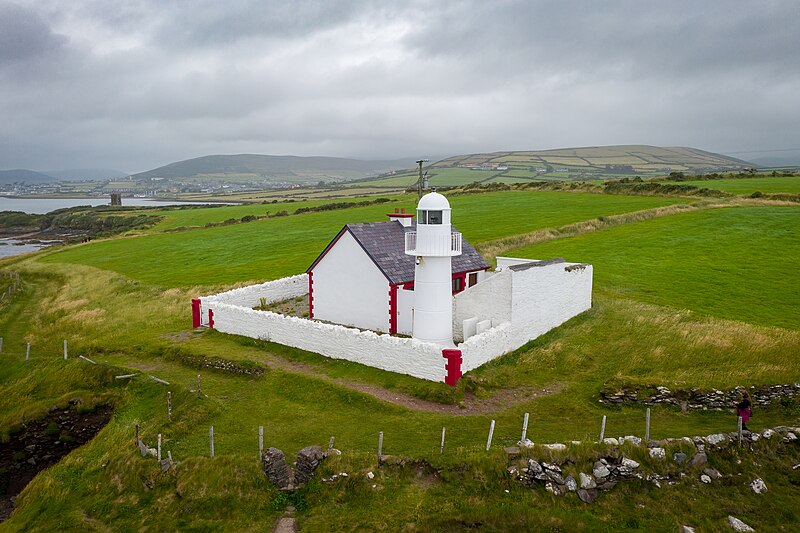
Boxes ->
[38,191,687,287]
[510,206,800,329]
[662,176,800,195]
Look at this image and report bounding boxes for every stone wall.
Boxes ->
[600,383,800,409]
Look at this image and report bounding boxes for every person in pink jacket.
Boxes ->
[736,391,752,431]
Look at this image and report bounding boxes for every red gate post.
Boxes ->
[208,309,214,329]
[442,348,463,386]
[191,299,201,328]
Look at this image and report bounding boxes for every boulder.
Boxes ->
[603,438,619,446]
[750,477,768,494]
[784,432,797,443]
[565,476,577,492]
[705,433,728,446]
[579,472,596,489]
[518,438,535,448]
[727,515,755,532]
[673,452,687,465]
[703,467,722,480]
[577,488,599,504]
[621,435,642,446]
[542,462,562,473]
[542,443,567,451]
[762,429,775,439]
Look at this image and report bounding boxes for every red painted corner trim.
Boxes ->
[208,308,215,329]
[442,349,463,386]
[389,283,398,334]
[191,298,201,328]
[308,271,314,319]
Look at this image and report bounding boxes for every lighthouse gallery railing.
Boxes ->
[405,231,462,256]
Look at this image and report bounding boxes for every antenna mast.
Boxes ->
[416,159,429,200]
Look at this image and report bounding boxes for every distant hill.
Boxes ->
[0,169,57,184]
[130,154,416,184]
[432,145,754,175]
[45,168,128,181]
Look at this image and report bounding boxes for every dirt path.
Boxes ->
[157,334,563,415]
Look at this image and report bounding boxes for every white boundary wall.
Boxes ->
[199,259,592,382]
[200,275,446,381]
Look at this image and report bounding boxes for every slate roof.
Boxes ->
[307,220,490,285]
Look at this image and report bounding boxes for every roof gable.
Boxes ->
[307,220,490,284]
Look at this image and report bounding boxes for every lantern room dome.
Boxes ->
[417,191,450,211]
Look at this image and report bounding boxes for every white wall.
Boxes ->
[496,256,541,271]
[205,274,308,308]
[452,270,512,341]
[457,261,593,373]
[311,231,391,332]
[206,302,447,381]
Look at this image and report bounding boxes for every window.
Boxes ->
[468,272,478,287]
[452,277,463,292]
[419,210,443,224]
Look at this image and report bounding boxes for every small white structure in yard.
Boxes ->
[194,192,594,384]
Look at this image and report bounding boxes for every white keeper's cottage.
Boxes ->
[194,191,594,384]
[306,193,489,338]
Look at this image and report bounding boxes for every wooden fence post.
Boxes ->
[63,340,68,360]
[210,426,215,458]
[521,412,529,443]
[599,415,607,442]
[26,343,30,360]
[377,431,383,461]
[440,427,446,454]
[486,420,495,451]
[645,408,651,443]
[259,426,264,457]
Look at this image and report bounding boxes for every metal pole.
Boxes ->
[259,426,264,457]
[440,427,446,454]
[377,431,384,461]
[26,343,30,360]
[738,416,743,446]
[599,415,607,442]
[521,412,530,443]
[486,420,495,451]
[645,408,651,443]
[63,340,68,360]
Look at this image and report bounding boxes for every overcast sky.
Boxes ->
[1,0,798,173]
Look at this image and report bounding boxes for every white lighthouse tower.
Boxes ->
[405,191,462,346]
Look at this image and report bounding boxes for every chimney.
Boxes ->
[387,207,414,227]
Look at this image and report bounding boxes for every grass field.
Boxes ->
[510,206,800,329]
[2,188,799,531]
[39,191,688,287]
[661,176,800,195]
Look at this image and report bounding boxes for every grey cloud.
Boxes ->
[0,2,67,64]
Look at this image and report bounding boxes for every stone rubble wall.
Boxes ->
[600,383,800,409]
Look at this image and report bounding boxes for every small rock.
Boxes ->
[579,472,596,489]
[603,438,619,446]
[649,447,666,459]
[727,515,754,532]
[687,451,708,468]
[621,457,640,469]
[546,471,566,485]
[366,471,374,480]
[274,516,298,533]
[621,435,642,446]
[542,443,567,451]
[26,457,36,465]
[750,477,768,494]
[784,432,797,443]
[673,452,687,465]
[762,429,775,439]
[700,474,711,484]
[565,476,577,492]
[542,462,562,473]
[679,525,695,533]
[703,467,722,480]
[593,461,610,479]
[159,458,172,472]
[147,448,157,458]
[138,440,148,457]
[518,438,534,448]
[705,433,728,446]
[577,488,598,504]
[750,433,760,442]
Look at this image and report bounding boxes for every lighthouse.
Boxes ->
[405,191,462,346]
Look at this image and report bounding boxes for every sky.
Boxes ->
[1,0,798,174]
